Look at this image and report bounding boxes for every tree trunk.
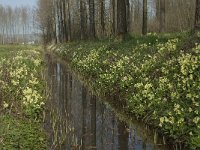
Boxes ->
[100,0,105,36]
[89,0,96,39]
[142,0,147,35]
[67,0,71,41]
[125,0,130,32]
[117,0,127,40]
[63,0,68,42]
[160,0,165,32]
[60,0,64,42]
[80,0,87,40]
[156,0,160,21]
[57,0,62,42]
[52,0,57,43]
[112,0,116,35]
[194,0,200,31]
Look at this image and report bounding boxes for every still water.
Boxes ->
[45,54,169,150]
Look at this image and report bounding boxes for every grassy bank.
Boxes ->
[49,32,200,149]
[0,45,48,149]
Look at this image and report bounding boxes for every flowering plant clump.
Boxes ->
[0,45,48,149]
[0,48,45,119]
[51,33,200,149]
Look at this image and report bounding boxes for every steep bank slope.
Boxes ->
[48,33,200,149]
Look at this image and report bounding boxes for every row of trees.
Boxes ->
[37,0,200,43]
[0,5,38,44]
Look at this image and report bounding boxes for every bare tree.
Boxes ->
[35,0,197,43]
[142,0,147,35]
[0,5,36,44]
[80,0,87,40]
[159,0,165,32]
[125,0,130,32]
[37,0,55,43]
[100,0,105,36]
[111,0,116,35]
[194,0,200,31]
[67,0,71,41]
[156,0,160,21]
[21,7,28,42]
[89,0,96,39]
[62,0,68,42]
[117,0,127,40]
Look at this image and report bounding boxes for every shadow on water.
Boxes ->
[44,54,170,150]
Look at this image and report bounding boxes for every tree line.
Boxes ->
[1,0,199,44]
[37,0,200,43]
[0,5,38,44]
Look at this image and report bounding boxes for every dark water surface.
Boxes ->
[45,54,170,150]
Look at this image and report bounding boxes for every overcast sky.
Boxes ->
[0,0,37,8]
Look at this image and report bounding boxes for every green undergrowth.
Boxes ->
[0,115,47,150]
[0,45,48,149]
[49,32,200,149]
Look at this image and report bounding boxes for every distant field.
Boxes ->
[0,45,39,58]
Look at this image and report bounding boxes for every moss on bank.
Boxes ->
[0,45,48,149]
[49,32,200,149]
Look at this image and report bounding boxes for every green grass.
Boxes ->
[0,115,47,150]
[50,32,200,149]
[0,45,39,58]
